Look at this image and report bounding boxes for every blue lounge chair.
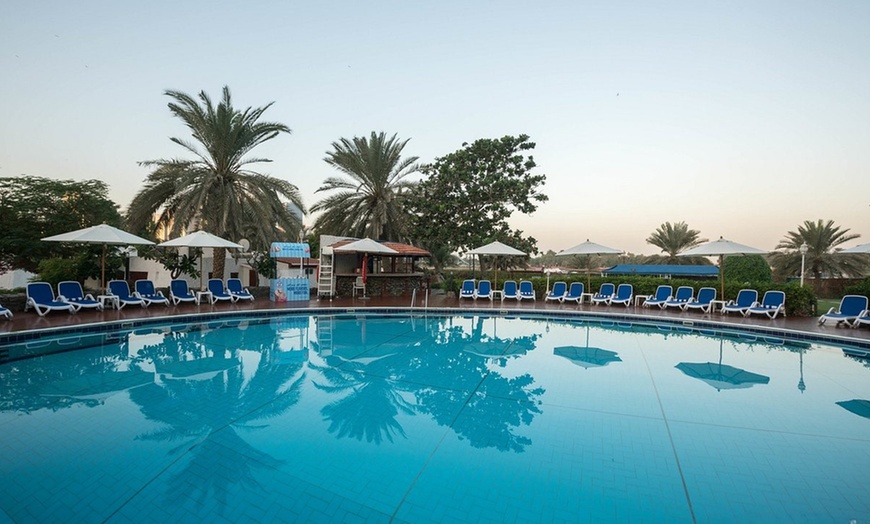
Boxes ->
[519,280,536,301]
[108,280,147,309]
[818,295,868,326]
[25,282,75,316]
[608,283,633,307]
[208,278,236,303]
[169,279,197,305]
[644,285,672,309]
[664,286,693,310]
[562,282,585,304]
[57,281,103,312]
[227,278,255,302]
[546,281,568,302]
[851,309,870,330]
[722,289,758,315]
[745,290,785,319]
[475,280,493,300]
[502,280,519,301]
[134,280,170,307]
[459,279,476,300]
[591,283,615,305]
[0,303,12,319]
[684,287,716,313]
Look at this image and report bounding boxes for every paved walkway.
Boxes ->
[3,292,870,350]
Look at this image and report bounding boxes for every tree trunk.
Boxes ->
[212,247,226,281]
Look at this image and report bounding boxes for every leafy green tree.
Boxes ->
[771,219,865,279]
[0,175,121,273]
[407,135,548,272]
[311,132,419,242]
[127,86,304,280]
[723,254,772,283]
[645,221,709,265]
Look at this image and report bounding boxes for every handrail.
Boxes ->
[411,288,417,308]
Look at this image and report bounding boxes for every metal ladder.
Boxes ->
[317,247,335,299]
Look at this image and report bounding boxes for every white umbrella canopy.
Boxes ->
[333,238,398,254]
[678,236,768,298]
[556,239,623,289]
[158,230,243,249]
[158,231,243,291]
[42,223,156,289]
[678,237,767,257]
[556,239,622,256]
[468,241,526,256]
[840,243,870,254]
[468,241,526,284]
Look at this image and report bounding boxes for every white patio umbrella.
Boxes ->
[468,241,526,285]
[334,238,398,298]
[678,236,767,299]
[556,239,623,289]
[42,223,155,290]
[158,231,243,290]
[840,243,870,254]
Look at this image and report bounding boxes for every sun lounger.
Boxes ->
[475,280,493,300]
[227,278,255,302]
[546,281,567,302]
[460,279,476,300]
[207,279,236,303]
[721,289,757,315]
[169,279,197,305]
[0,303,12,319]
[562,282,585,304]
[502,280,519,301]
[745,290,785,319]
[108,280,147,309]
[591,283,615,305]
[57,281,103,312]
[519,281,536,301]
[644,285,672,309]
[664,286,693,310]
[608,283,633,307]
[134,279,170,307]
[818,295,868,326]
[684,287,716,313]
[25,282,76,316]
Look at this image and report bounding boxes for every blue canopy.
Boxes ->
[602,264,718,277]
[270,242,311,258]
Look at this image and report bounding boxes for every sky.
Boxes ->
[2,1,869,256]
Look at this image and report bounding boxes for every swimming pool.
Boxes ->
[1,311,869,522]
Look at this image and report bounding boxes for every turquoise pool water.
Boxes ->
[1,312,869,523]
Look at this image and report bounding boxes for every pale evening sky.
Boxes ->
[2,1,869,256]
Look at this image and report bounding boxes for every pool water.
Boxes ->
[1,313,869,523]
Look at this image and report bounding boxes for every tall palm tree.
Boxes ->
[311,132,418,242]
[771,219,865,279]
[645,221,709,265]
[127,86,304,280]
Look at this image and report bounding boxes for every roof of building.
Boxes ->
[602,264,719,277]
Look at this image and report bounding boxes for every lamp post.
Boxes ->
[799,243,808,287]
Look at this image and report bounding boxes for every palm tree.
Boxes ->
[127,86,304,280]
[311,132,418,242]
[645,221,709,264]
[771,219,866,279]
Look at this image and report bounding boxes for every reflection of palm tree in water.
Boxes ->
[130,328,306,517]
[313,317,544,452]
[313,361,413,444]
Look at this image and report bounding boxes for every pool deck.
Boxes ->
[4,292,870,350]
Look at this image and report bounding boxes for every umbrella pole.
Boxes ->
[101,243,106,291]
[719,254,725,300]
